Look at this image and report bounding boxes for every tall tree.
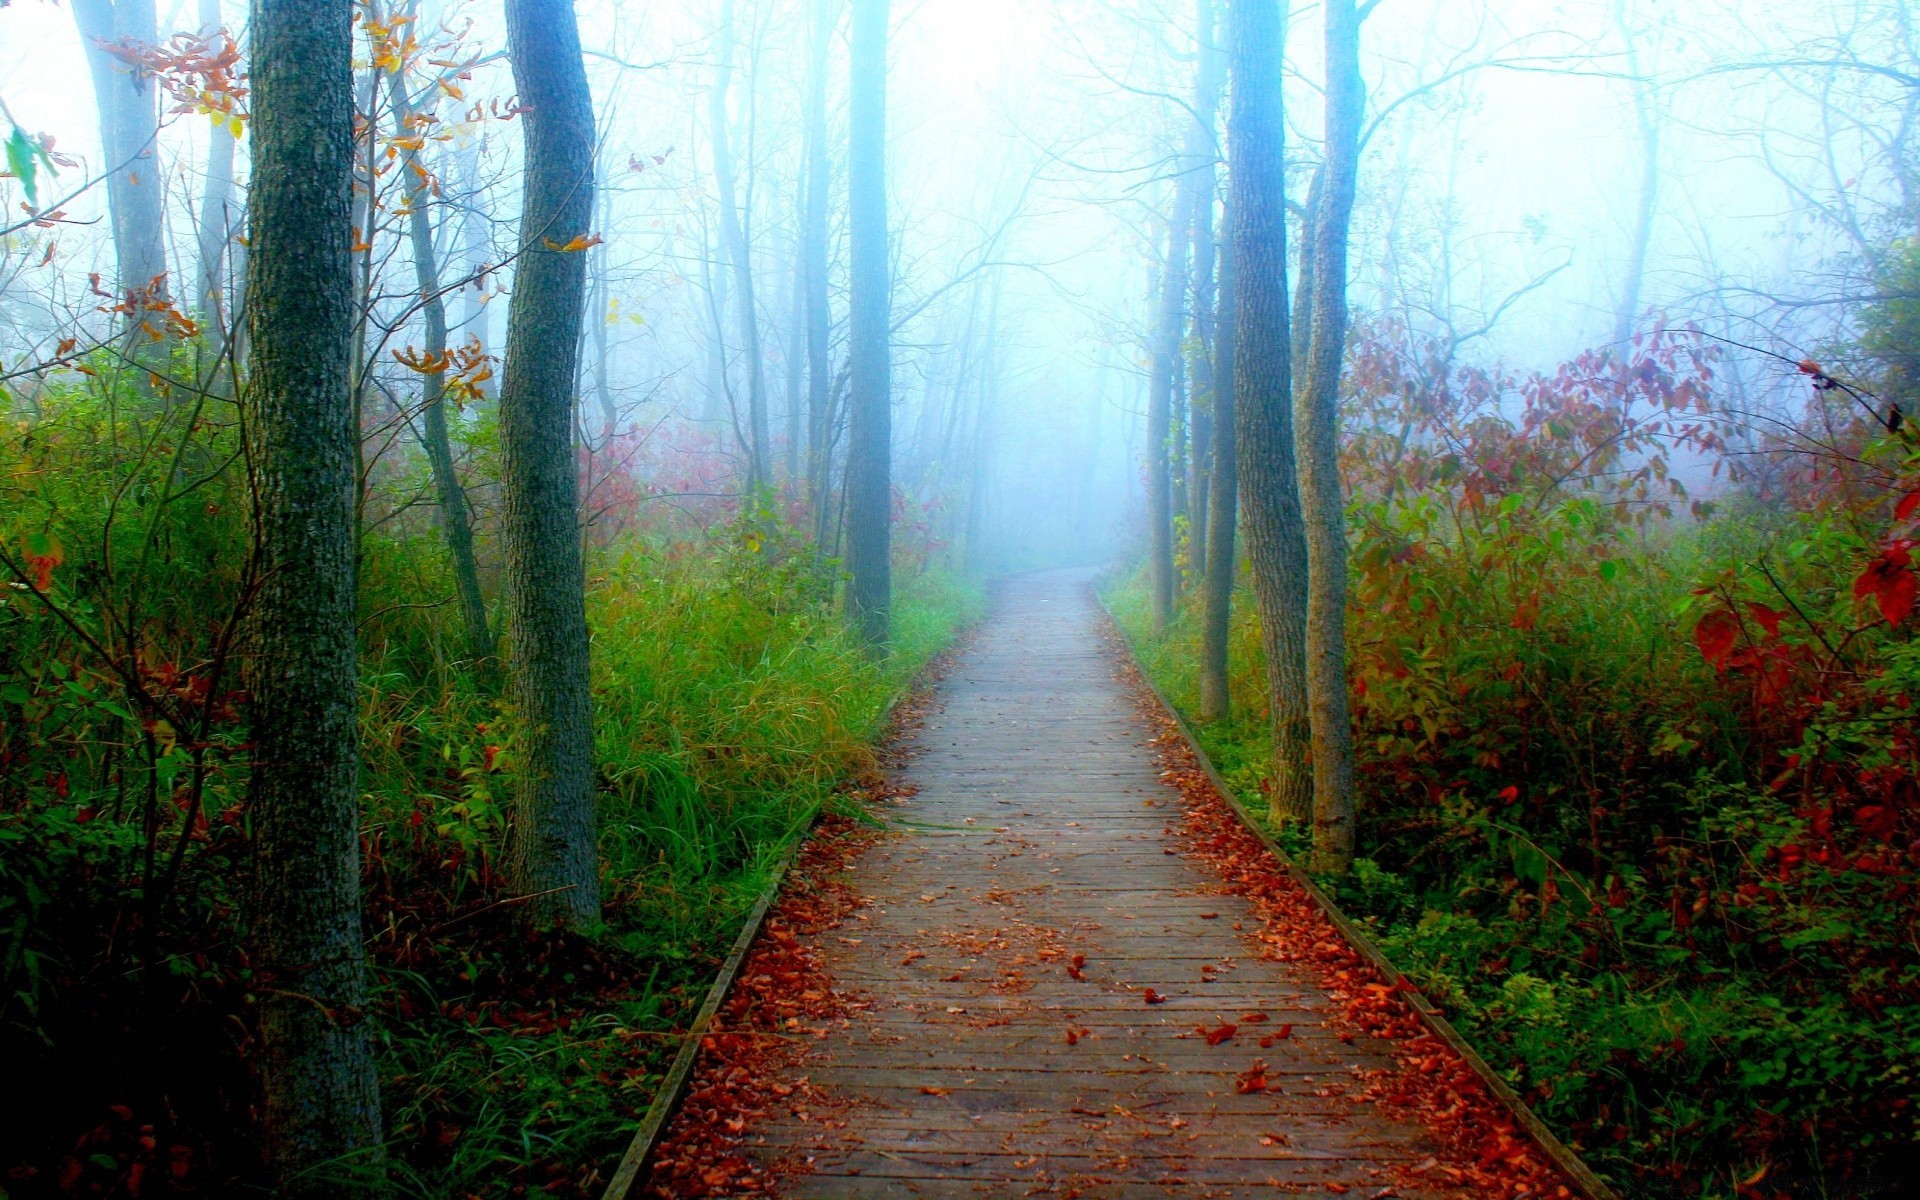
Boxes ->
[74,0,168,314]
[802,0,835,522]
[1199,203,1237,722]
[454,137,494,397]
[1186,0,1225,586]
[1227,0,1313,822]
[388,63,492,665]
[1612,0,1660,349]
[499,0,600,928]
[845,0,892,645]
[193,0,238,355]
[243,0,383,1190]
[1147,191,1194,632]
[708,0,772,489]
[1295,0,1363,872]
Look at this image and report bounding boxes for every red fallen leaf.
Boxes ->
[1258,1024,1293,1048]
[1065,1026,1090,1045]
[1204,1022,1238,1046]
[1693,608,1740,668]
[1235,1059,1270,1093]
[1143,988,1167,1005]
[1067,953,1085,981]
[1497,785,1520,804]
[1898,490,1920,522]
[1241,1012,1269,1023]
[918,1085,950,1096]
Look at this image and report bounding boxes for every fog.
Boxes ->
[2,0,1913,569]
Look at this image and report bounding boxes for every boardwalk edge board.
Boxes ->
[1097,590,1624,1200]
[597,666,936,1200]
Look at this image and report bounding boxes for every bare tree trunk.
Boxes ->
[499,0,600,929]
[785,201,806,486]
[1227,0,1312,823]
[1187,0,1224,589]
[803,0,835,527]
[1199,204,1237,722]
[243,0,383,1190]
[846,0,892,645]
[74,0,169,319]
[1190,191,1217,586]
[709,0,771,490]
[591,177,617,440]
[455,138,493,398]
[1612,0,1659,349]
[964,277,1001,577]
[1296,0,1362,873]
[389,69,493,666]
[194,0,237,359]
[1147,208,1191,632]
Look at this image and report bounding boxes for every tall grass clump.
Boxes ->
[1,359,980,1198]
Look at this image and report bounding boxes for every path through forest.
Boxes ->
[736,568,1469,1198]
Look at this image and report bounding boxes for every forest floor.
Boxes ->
[643,569,1576,1199]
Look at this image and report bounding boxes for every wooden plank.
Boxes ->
[1099,591,1624,1200]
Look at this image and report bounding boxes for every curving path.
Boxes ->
[752,568,1456,1198]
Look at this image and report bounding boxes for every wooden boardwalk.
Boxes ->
[745,569,1462,1198]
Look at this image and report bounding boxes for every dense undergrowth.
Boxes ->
[0,364,978,1198]
[1110,320,1920,1199]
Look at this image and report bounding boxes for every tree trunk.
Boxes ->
[803,0,835,526]
[1227,0,1312,823]
[499,0,600,929]
[389,69,493,666]
[785,202,806,486]
[846,0,892,645]
[709,0,771,491]
[1147,200,1193,632]
[588,168,617,443]
[1199,203,1237,722]
[194,0,237,360]
[1612,0,1658,349]
[964,277,1001,577]
[455,138,493,398]
[243,0,383,1190]
[1187,0,1225,590]
[74,0,169,325]
[1296,0,1362,873]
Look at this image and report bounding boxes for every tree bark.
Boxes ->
[846,0,892,645]
[389,68,493,666]
[1227,0,1312,823]
[1296,0,1362,873]
[1199,203,1237,722]
[243,0,383,1190]
[499,0,600,929]
[709,0,771,490]
[803,0,835,526]
[74,0,168,311]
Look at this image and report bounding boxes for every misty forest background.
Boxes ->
[1,0,1918,1197]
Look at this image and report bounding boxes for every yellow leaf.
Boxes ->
[543,233,603,253]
